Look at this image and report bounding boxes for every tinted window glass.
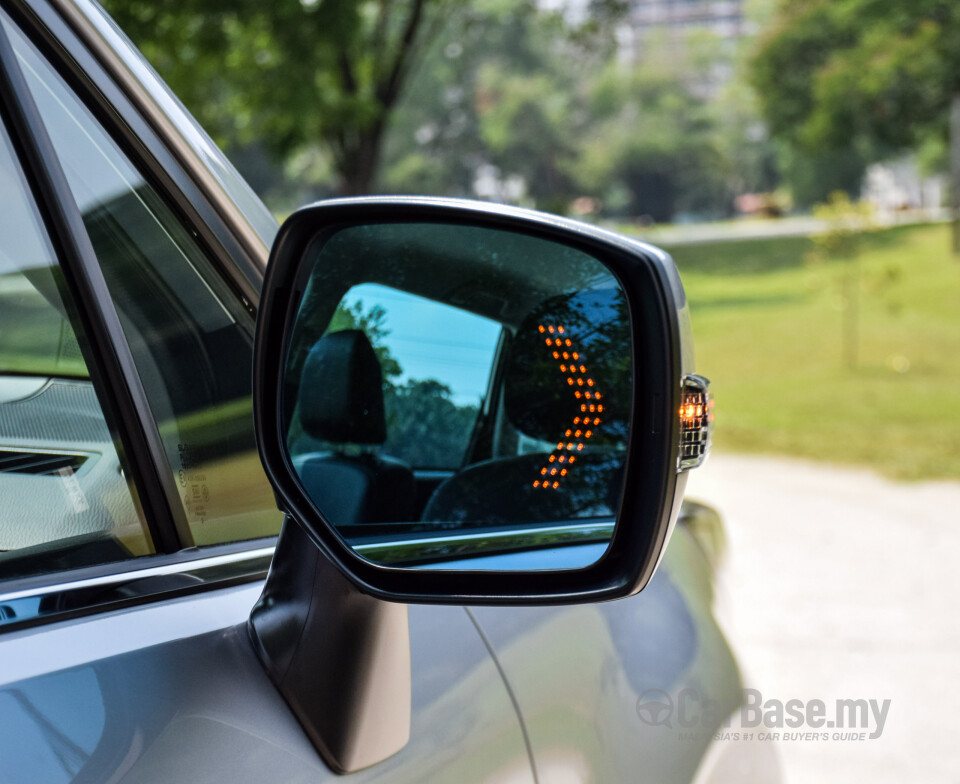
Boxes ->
[0,104,152,583]
[8,22,281,546]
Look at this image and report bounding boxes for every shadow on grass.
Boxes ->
[663,235,813,275]
[688,293,804,310]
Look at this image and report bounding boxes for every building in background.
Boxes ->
[861,157,947,220]
[617,0,751,94]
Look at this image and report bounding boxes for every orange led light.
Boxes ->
[534,325,604,490]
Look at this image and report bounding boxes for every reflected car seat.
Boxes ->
[292,329,416,525]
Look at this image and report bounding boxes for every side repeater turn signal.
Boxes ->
[678,374,712,471]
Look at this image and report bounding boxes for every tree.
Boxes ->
[806,192,876,370]
[383,380,478,467]
[751,1,960,222]
[103,0,460,195]
[327,300,403,382]
[381,0,607,211]
[573,56,728,222]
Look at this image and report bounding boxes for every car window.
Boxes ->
[6,20,282,547]
[0,109,154,582]
[287,283,502,471]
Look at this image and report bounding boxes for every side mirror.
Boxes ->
[254,197,709,605]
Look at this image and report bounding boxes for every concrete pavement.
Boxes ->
[684,452,960,783]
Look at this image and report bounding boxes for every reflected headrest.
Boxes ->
[503,293,597,442]
[298,330,386,445]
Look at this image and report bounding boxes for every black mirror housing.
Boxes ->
[254,197,702,605]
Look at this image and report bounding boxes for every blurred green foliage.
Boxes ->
[751,0,960,204]
[103,0,781,222]
[103,0,462,196]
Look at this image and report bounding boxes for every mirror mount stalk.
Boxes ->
[248,517,411,773]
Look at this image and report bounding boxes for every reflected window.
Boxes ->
[288,283,501,471]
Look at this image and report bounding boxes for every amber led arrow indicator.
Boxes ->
[532,324,603,489]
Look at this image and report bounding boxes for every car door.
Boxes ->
[0,6,533,782]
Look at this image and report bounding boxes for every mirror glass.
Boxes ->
[281,222,632,570]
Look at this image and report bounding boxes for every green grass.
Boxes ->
[651,222,960,480]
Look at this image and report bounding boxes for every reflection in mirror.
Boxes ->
[282,223,632,570]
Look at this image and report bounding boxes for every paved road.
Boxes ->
[684,453,960,784]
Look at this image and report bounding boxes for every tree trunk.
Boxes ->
[950,94,960,255]
[842,256,860,371]
[336,123,387,196]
